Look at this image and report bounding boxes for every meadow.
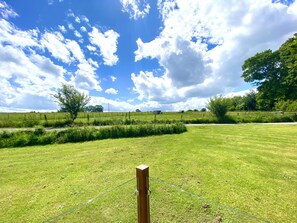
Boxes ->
[1,124,297,222]
[0,111,296,128]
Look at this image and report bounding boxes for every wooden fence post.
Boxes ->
[136,165,150,223]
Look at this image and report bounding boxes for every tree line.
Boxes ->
[208,33,297,119]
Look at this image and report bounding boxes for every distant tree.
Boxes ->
[200,108,207,112]
[207,96,228,119]
[94,105,103,112]
[85,105,102,112]
[135,109,141,112]
[85,105,103,112]
[53,84,90,122]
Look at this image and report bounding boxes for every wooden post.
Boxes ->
[136,165,150,223]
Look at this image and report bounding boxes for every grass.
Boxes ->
[0,124,297,222]
[0,111,296,128]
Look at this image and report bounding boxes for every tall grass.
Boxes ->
[0,123,187,148]
[0,111,296,128]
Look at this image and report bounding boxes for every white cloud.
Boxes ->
[89,27,120,66]
[110,75,117,82]
[41,31,71,63]
[67,9,75,17]
[48,0,64,6]
[74,30,82,38]
[65,39,84,62]
[133,0,297,104]
[120,0,150,20]
[81,15,89,23]
[131,71,177,102]
[73,60,102,91]
[0,4,106,111]
[75,16,81,23]
[0,44,65,110]
[58,25,67,33]
[0,19,39,48]
[87,45,96,52]
[80,26,87,32]
[105,88,118,95]
[0,1,18,18]
[68,23,74,30]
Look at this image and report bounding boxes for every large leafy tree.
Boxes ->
[54,84,90,122]
[279,33,297,100]
[241,33,297,110]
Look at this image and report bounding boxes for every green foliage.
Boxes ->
[207,96,229,119]
[275,100,297,112]
[242,33,297,110]
[279,33,297,100]
[0,123,187,148]
[85,105,104,112]
[53,84,90,121]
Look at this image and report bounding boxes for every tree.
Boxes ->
[207,96,228,119]
[279,33,297,100]
[54,84,90,122]
[242,91,257,111]
[242,50,284,110]
[85,105,103,112]
[241,33,297,110]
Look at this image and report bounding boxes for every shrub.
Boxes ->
[34,126,46,135]
[207,96,229,120]
[0,123,187,148]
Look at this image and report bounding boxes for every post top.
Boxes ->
[137,164,149,170]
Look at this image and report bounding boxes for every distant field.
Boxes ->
[0,125,297,222]
[0,111,296,128]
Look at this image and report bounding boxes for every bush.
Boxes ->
[0,123,187,148]
[207,96,229,120]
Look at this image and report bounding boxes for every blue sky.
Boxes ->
[1,0,297,112]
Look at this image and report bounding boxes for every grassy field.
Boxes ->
[0,111,296,128]
[0,124,297,222]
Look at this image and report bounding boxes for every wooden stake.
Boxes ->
[136,165,150,223]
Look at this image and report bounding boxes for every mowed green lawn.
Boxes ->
[0,124,297,222]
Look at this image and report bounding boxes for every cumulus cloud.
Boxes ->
[105,88,118,95]
[120,0,150,20]
[0,19,39,48]
[41,32,71,63]
[110,75,117,82]
[89,27,120,66]
[73,60,102,91]
[132,0,297,104]
[0,3,105,111]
